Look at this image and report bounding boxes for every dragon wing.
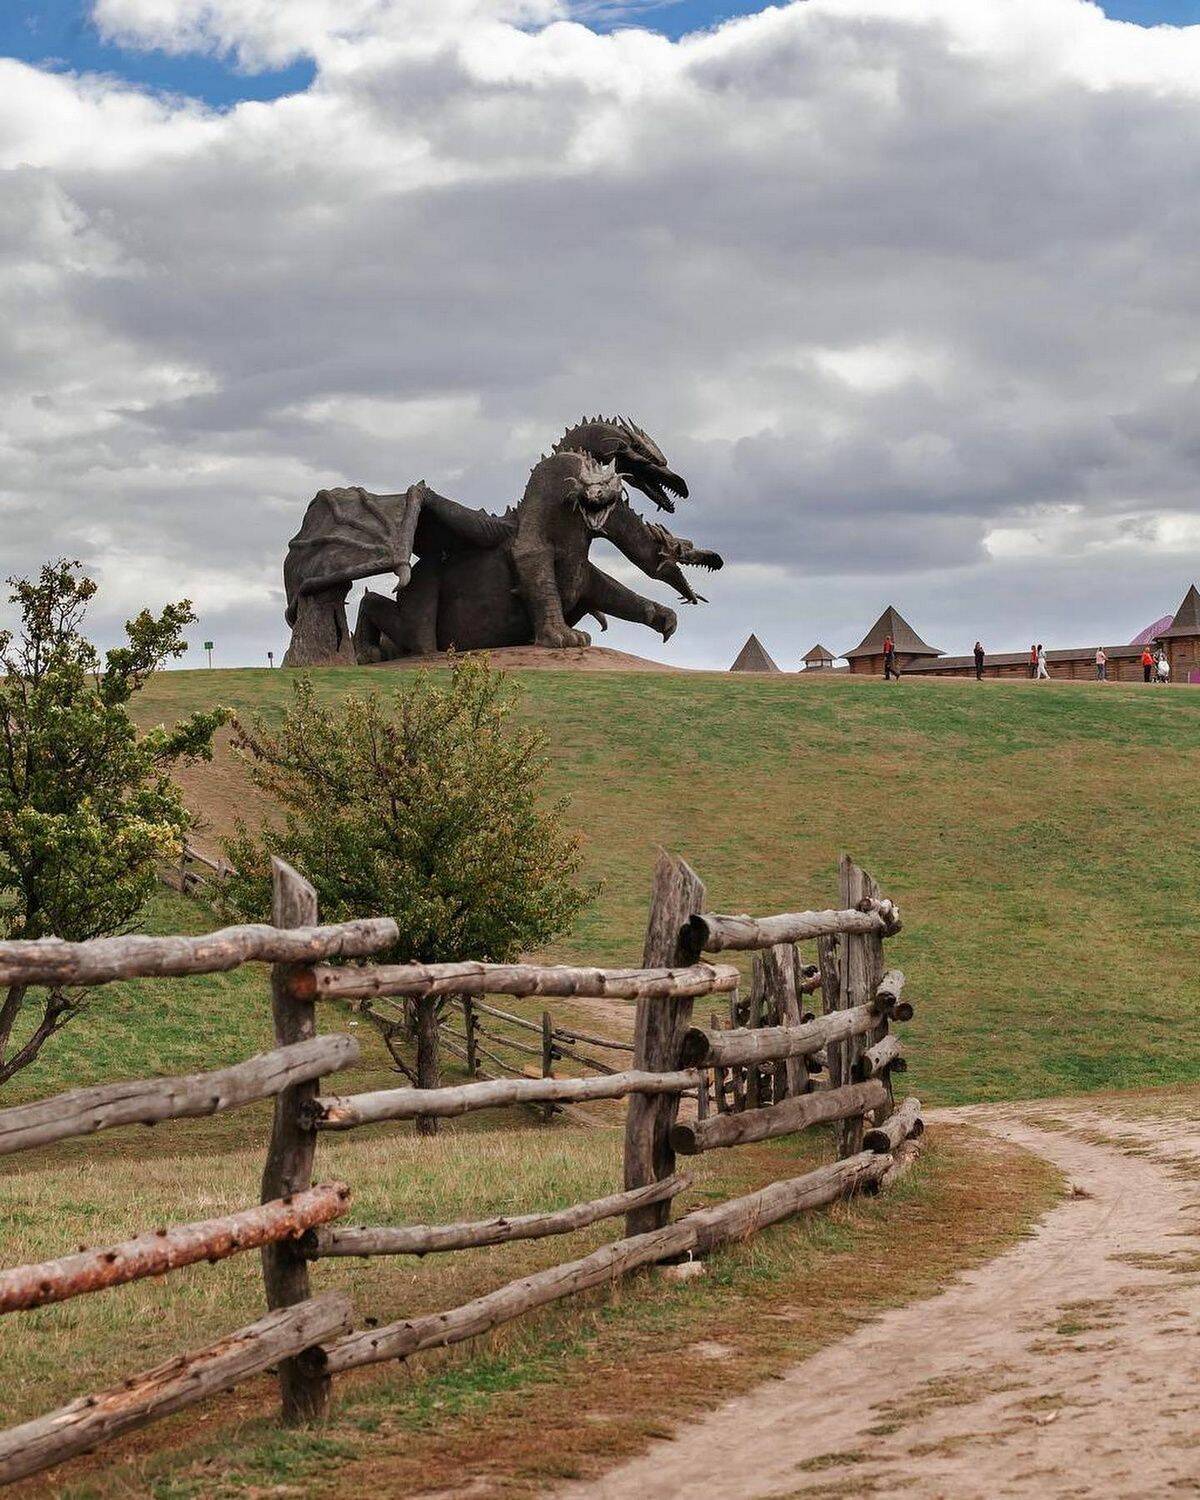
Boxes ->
[284,483,514,624]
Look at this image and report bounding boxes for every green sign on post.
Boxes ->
[203,640,214,668]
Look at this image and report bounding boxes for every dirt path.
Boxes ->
[552,1103,1200,1499]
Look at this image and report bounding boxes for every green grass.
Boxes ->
[108,662,1200,1108]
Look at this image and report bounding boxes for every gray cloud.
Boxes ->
[1,0,1199,667]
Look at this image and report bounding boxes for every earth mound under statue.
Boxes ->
[281,416,722,666]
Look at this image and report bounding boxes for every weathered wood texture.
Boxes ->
[259,860,329,1424]
[0,918,397,989]
[0,1293,353,1486]
[304,1174,690,1259]
[307,1066,701,1127]
[863,1096,925,1153]
[679,1004,881,1069]
[323,1151,891,1375]
[623,851,706,1234]
[875,969,906,1008]
[0,1184,350,1314]
[853,1033,905,1081]
[315,960,738,1002]
[685,901,899,956]
[685,1150,891,1251]
[670,1079,888,1155]
[0,1035,358,1158]
[832,856,891,1156]
[325,1221,695,1373]
[881,1136,923,1188]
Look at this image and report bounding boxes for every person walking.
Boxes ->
[883,632,899,681]
[973,641,985,680]
[1036,643,1050,679]
[1095,646,1108,682]
[1141,645,1154,683]
[1157,648,1170,685]
[1029,644,1038,679]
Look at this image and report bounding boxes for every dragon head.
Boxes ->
[554,415,688,514]
[563,454,625,536]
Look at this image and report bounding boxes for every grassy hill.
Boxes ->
[94,661,1199,1109]
[4,661,1189,1495]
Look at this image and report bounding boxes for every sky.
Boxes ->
[2,0,1200,671]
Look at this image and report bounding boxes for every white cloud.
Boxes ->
[1,0,1199,666]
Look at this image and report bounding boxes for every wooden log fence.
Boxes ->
[0,1035,358,1157]
[671,1080,889,1156]
[304,1174,691,1259]
[305,1067,703,1127]
[0,1184,350,1313]
[315,960,739,1002]
[0,847,918,1488]
[0,1294,354,1487]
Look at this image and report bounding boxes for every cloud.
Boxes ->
[2,0,1199,667]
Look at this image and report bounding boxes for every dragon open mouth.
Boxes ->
[622,463,689,515]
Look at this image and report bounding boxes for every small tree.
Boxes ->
[220,657,594,1130]
[0,562,227,1087]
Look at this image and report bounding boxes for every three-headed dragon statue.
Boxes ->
[282,416,722,665]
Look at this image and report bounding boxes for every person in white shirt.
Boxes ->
[1095,647,1107,681]
[1036,644,1050,679]
[1157,650,1170,684]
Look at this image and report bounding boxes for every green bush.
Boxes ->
[220,657,595,1116]
[0,561,226,1088]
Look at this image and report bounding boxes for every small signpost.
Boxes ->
[203,640,214,669]
[267,651,275,668]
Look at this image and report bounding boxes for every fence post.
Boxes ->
[623,849,706,1236]
[463,996,479,1077]
[832,854,887,1158]
[260,858,330,1424]
[760,942,806,1099]
[541,1009,556,1124]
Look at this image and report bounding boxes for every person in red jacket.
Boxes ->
[1141,646,1154,683]
[883,633,898,680]
[1029,644,1038,679]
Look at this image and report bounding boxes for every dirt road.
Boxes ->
[552,1103,1200,1499]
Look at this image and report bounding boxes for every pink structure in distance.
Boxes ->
[1129,616,1173,646]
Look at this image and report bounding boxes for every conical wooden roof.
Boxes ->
[845,605,941,659]
[1158,584,1200,639]
[803,643,835,665]
[729,633,781,672]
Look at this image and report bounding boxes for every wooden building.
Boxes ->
[844,584,1200,683]
[802,643,835,671]
[844,606,942,676]
[1157,585,1200,683]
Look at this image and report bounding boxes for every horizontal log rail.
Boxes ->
[305,1067,702,1127]
[313,960,740,1003]
[670,1079,889,1156]
[552,1027,634,1054]
[0,1292,353,1485]
[0,1035,359,1158]
[679,1003,885,1069]
[323,1151,890,1374]
[685,900,900,955]
[467,1004,631,1053]
[471,1000,545,1033]
[863,1096,924,1153]
[0,1185,350,1314]
[304,1174,691,1259]
[0,919,398,989]
[853,1034,906,1081]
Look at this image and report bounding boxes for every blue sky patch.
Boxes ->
[2,1,1198,106]
[2,1,314,106]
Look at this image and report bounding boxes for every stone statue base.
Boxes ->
[281,588,356,668]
